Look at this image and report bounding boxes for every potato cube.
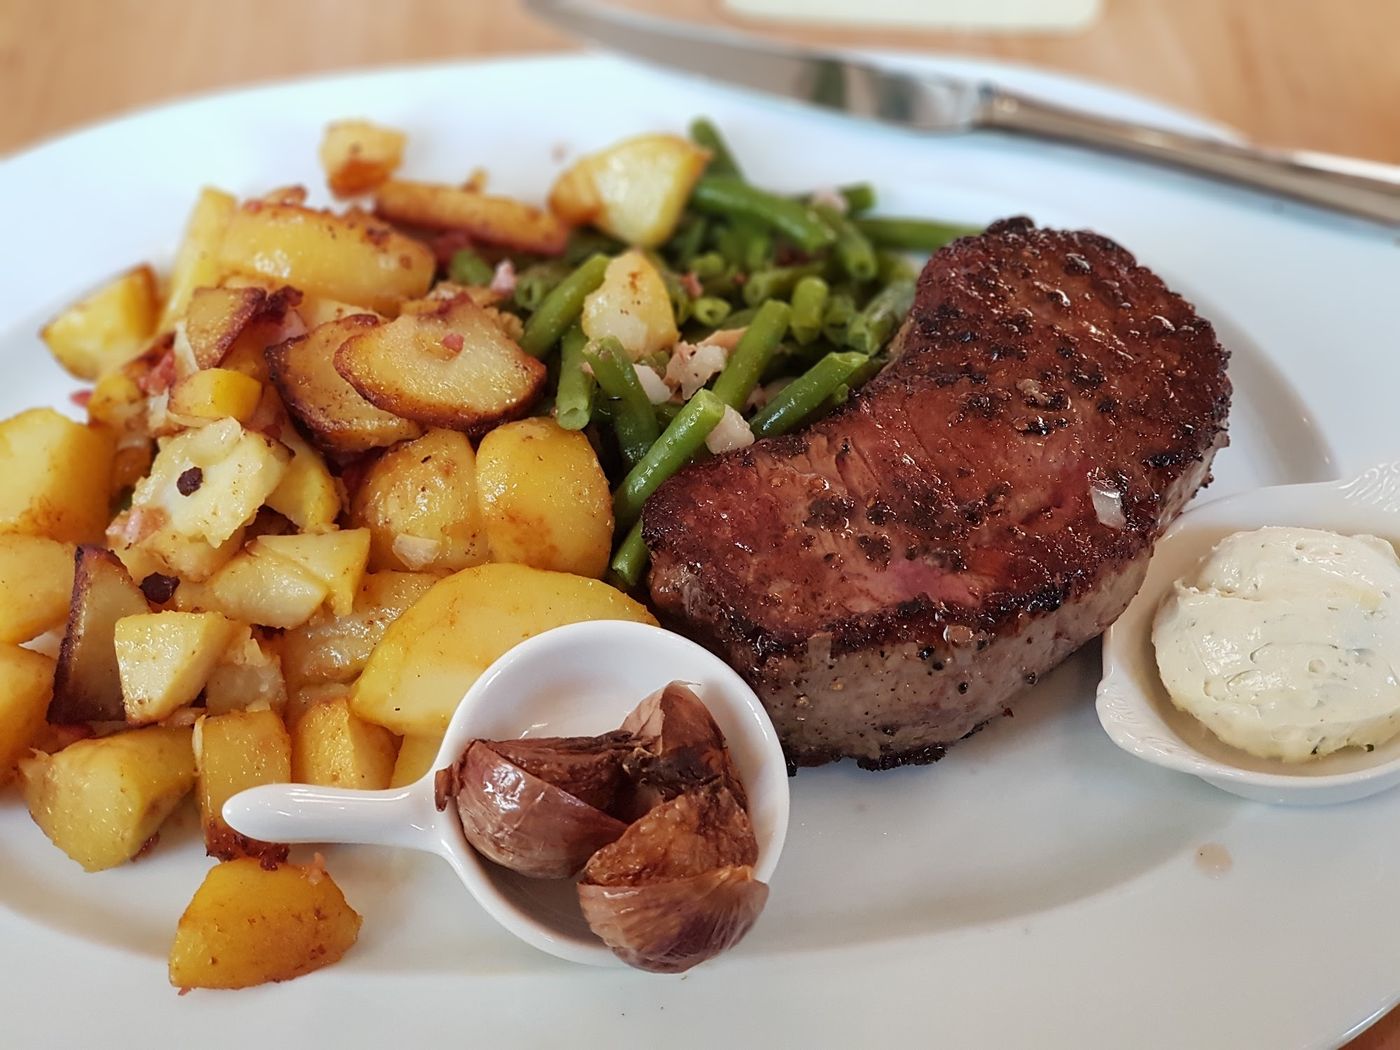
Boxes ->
[207,548,328,629]
[167,367,263,423]
[476,418,613,577]
[350,430,486,574]
[291,694,397,789]
[0,534,76,643]
[19,725,194,871]
[266,423,343,532]
[168,857,361,989]
[195,709,291,860]
[0,409,116,544]
[254,529,370,617]
[0,645,56,777]
[284,682,352,730]
[204,626,286,715]
[159,187,238,332]
[115,611,239,724]
[390,733,443,788]
[41,266,159,380]
[320,119,406,198]
[549,133,709,248]
[581,249,679,360]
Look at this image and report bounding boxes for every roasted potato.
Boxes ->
[194,708,291,861]
[352,563,656,735]
[0,534,76,643]
[581,249,679,359]
[169,858,361,989]
[158,187,238,332]
[19,725,194,871]
[389,733,443,788]
[204,625,286,715]
[291,694,397,789]
[267,315,423,455]
[0,645,56,777]
[254,529,371,617]
[375,178,569,255]
[41,266,159,380]
[50,546,151,723]
[0,409,116,545]
[476,418,613,577]
[349,429,486,574]
[114,611,239,724]
[284,682,352,730]
[178,286,267,370]
[549,133,709,248]
[335,293,546,434]
[167,367,263,424]
[320,119,406,198]
[280,570,435,688]
[218,201,434,314]
[206,546,329,630]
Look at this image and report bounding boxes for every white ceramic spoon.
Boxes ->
[223,619,791,966]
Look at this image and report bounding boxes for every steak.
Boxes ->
[643,218,1231,769]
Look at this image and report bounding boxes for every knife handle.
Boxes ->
[983,91,1400,226]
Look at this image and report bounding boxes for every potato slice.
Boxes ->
[19,725,194,871]
[280,570,435,688]
[0,645,56,776]
[549,133,709,248]
[169,857,361,989]
[375,179,569,255]
[114,611,239,724]
[204,625,286,715]
[207,547,328,630]
[390,733,443,788]
[50,546,151,723]
[159,187,238,332]
[267,315,422,455]
[0,535,76,643]
[352,563,656,735]
[254,529,371,617]
[476,418,614,577]
[167,367,263,424]
[349,430,486,575]
[320,119,406,198]
[581,249,679,359]
[195,709,291,861]
[41,266,159,380]
[178,286,267,369]
[335,293,546,434]
[0,409,116,545]
[291,694,397,789]
[218,201,434,314]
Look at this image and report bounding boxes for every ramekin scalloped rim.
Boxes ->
[1097,461,1400,805]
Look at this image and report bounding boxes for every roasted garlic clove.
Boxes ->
[578,784,767,972]
[435,739,627,879]
[620,681,747,815]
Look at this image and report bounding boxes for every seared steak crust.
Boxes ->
[644,218,1230,768]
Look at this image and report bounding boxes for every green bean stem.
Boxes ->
[519,254,609,357]
[845,279,916,355]
[689,117,743,177]
[691,176,836,254]
[710,300,792,410]
[554,325,595,432]
[613,389,727,529]
[854,217,981,253]
[582,337,661,468]
[608,519,649,589]
[448,249,494,287]
[789,276,830,345]
[750,351,870,438]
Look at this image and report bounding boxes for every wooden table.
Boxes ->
[2,1,1396,1046]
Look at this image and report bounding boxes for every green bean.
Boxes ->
[583,337,661,468]
[821,291,857,344]
[520,254,609,357]
[689,251,727,280]
[711,300,791,410]
[739,223,773,272]
[750,351,869,438]
[837,183,876,215]
[691,176,836,254]
[846,279,915,355]
[667,214,709,264]
[649,256,693,325]
[854,217,981,253]
[743,262,825,307]
[564,229,624,264]
[689,117,743,177]
[713,224,747,269]
[717,306,757,331]
[654,400,682,426]
[692,296,732,327]
[789,275,830,345]
[876,251,919,284]
[448,249,494,287]
[613,389,727,529]
[814,205,877,282]
[555,325,595,431]
[513,260,571,312]
[609,519,649,589]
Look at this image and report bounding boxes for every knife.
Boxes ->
[524,0,1400,226]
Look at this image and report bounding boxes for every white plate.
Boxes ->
[1,52,1396,1050]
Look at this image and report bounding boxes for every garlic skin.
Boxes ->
[621,681,748,815]
[436,741,627,878]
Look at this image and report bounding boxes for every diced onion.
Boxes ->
[392,534,443,570]
[489,259,517,296]
[705,405,754,454]
[633,364,672,405]
[665,342,729,399]
[1090,475,1127,529]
